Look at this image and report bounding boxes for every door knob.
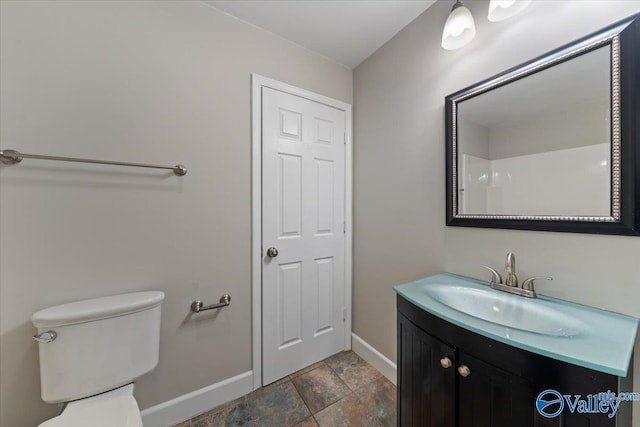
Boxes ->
[440,357,452,369]
[266,247,279,258]
[458,365,471,377]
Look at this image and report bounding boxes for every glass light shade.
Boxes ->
[487,0,531,22]
[441,2,476,50]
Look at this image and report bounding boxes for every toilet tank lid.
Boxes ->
[32,291,165,328]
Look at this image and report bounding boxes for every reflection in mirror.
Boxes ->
[457,46,611,217]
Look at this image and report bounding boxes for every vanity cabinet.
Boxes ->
[398,295,633,427]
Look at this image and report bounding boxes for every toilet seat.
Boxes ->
[38,384,142,427]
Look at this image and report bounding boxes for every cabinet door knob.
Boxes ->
[440,357,452,369]
[458,365,471,377]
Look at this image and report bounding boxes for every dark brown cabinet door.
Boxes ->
[457,351,542,427]
[398,314,455,427]
[456,351,616,427]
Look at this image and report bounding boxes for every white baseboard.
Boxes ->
[140,370,253,427]
[351,333,397,385]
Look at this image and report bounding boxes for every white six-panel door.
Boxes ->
[261,87,346,384]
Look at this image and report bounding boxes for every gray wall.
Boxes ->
[0,1,351,426]
[353,0,640,424]
[458,117,489,159]
[488,101,609,159]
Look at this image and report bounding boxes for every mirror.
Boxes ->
[445,13,640,235]
[458,46,611,217]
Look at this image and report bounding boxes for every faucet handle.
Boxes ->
[521,276,552,291]
[482,266,503,285]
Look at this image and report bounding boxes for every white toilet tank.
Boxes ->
[32,291,165,403]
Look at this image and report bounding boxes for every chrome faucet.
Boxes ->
[504,252,518,287]
[483,252,551,298]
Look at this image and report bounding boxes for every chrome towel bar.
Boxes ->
[191,294,231,313]
[0,149,187,176]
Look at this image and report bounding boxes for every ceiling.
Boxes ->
[201,1,437,69]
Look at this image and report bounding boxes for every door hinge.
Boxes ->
[344,132,346,144]
[343,307,347,322]
[343,221,346,234]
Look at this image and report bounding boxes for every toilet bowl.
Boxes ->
[32,291,165,426]
[38,384,142,427]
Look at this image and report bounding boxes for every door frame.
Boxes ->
[251,74,353,390]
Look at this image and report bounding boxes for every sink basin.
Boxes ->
[423,283,583,337]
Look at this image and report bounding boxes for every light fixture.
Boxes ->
[487,0,531,22]
[441,1,476,50]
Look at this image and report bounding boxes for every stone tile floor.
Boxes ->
[172,351,396,427]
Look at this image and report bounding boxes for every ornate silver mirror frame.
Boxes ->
[445,13,640,235]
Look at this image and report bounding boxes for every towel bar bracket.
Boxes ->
[0,149,22,164]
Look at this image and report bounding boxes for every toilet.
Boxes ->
[31,291,165,427]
